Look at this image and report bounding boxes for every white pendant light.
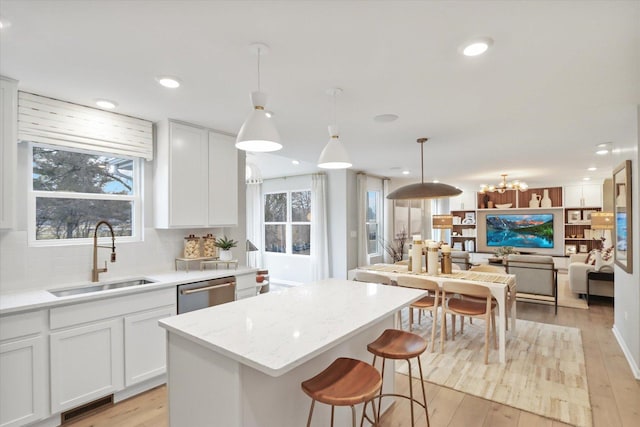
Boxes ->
[318,88,352,169]
[236,43,282,152]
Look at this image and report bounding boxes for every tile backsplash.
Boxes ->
[0,227,239,292]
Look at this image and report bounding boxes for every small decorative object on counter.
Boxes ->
[427,241,439,275]
[202,233,218,258]
[214,236,238,261]
[441,244,452,274]
[184,234,201,259]
[411,238,423,273]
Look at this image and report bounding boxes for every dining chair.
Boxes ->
[396,276,442,351]
[441,280,497,364]
[353,270,393,285]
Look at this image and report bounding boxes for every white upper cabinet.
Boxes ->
[155,120,238,228]
[208,131,238,226]
[450,190,477,211]
[0,76,18,230]
[564,184,602,207]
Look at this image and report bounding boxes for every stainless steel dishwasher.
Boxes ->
[177,276,236,314]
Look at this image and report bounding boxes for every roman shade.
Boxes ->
[18,92,153,160]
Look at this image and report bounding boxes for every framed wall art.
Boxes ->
[613,160,633,273]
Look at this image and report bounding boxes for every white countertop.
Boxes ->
[158,278,427,377]
[0,267,257,315]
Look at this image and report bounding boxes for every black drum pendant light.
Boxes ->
[387,138,462,200]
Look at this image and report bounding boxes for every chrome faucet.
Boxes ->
[92,220,116,282]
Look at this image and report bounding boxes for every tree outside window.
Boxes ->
[30,146,140,242]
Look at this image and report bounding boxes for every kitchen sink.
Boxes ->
[48,279,156,297]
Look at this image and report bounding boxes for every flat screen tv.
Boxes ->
[486,214,554,249]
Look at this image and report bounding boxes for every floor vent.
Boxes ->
[61,394,114,424]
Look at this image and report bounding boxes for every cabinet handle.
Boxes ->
[180,282,235,295]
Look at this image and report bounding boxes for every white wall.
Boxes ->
[261,175,312,285]
[611,105,640,379]
[0,141,247,293]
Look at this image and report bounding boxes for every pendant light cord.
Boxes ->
[256,48,261,92]
[420,139,425,184]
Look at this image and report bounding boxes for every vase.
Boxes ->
[529,193,541,208]
[219,249,233,261]
[540,189,552,208]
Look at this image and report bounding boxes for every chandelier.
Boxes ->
[479,174,528,194]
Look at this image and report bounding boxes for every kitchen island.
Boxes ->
[159,278,427,426]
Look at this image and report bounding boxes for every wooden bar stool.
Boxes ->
[367,329,430,427]
[301,357,382,427]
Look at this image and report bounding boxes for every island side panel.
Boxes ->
[167,333,242,427]
[239,315,395,426]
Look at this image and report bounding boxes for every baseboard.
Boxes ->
[114,375,166,402]
[612,325,640,380]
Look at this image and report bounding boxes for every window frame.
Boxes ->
[366,190,382,256]
[263,189,311,256]
[27,142,144,246]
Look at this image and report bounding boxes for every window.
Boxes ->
[366,190,381,255]
[264,190,311,255]
[29,144,142,244]
[394,199,423,238]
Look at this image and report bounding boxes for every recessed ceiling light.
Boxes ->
[156,76,181,88]
[402,170,410,175]
[596,149,609,155]
[433,180,440,183]
[587,167,597,171]
[597,143,609,148]
[583,177,591,181]
[373,114,399,123]
[291,160,300,165]
[461,37,493,56]
[95,99,117,109]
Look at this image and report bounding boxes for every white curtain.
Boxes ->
[311,173,329,280]
[246,183,263,268]
[357,173,369,266]
[383,179,393,263]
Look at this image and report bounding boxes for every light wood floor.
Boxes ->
[66,298,639,427]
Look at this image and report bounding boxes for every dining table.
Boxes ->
[356,264,517,363]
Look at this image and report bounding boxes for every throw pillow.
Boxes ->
[584,250,597,265]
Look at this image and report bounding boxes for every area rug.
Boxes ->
[395,315,592,427]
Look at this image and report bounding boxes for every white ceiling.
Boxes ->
[1,0,639,188]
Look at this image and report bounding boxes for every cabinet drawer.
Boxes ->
[0,311,45,341]
[50,288,175,330]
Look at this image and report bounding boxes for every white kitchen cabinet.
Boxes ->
[124,306,174,386]
[564,184,602,207]
[50,318,124,413]
[208,131,238,226]
[235,273,257,300]
[449,190,477,210]
[155,120,238,228]
[0,76,18,230]
[0,310,47,427]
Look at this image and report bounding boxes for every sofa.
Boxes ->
[568,253,614,297]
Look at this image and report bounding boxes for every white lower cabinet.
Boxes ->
[50,318,124,413]
[124,306,174,386]
[0,336,46,427]
[235,273,257,300]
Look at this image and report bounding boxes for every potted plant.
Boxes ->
[214,236,238,261]
[493,246,519,262]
